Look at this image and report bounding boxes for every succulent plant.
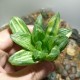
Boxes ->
[8,13,72,66]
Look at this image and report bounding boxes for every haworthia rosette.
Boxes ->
[8,13,71,66]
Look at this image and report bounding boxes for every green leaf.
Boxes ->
[9,17,30,34]
[46,13,60,36]
[59,28,72,38]
[32,14,45,44]
[35,41,42,51]
[42,35,56,51]
[46,46,60,61]
[55,35,69,51]
[32,50,48,61]
[8,49,36,66]
[35,14,43,26]
[11,32,35,51]
[47,36,57,51]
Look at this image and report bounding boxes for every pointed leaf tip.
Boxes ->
[9,17,30,34]
[46,12,60,36]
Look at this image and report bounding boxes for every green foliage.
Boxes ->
[55,35,69,51]
[9,17,30,34]
[32,14,45,44]
[32,50,48,61]
[11,32,35,51]
[46,13,60,36]
[9,49,36,66]
[46,46,60,61]
[58,28,72,38]
[8,13,72,66]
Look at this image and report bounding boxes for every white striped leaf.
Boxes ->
[8,49,36,66]
[11,32,35,51]
[9,17,30,34]
[46,13,60,36]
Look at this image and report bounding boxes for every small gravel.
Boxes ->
[77,53,80,60]
[69,74,76,80]
[71,67,77,74]
[64,64,71,71]
[72,29,79,36]
[61,70,68,79]
[67,39,79,56]
[75,71,80,78]
[65,54,73,60]
[66,77,71,80]
[63,59,69,65]
[70,62,77,67]
[47,72,57,80]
